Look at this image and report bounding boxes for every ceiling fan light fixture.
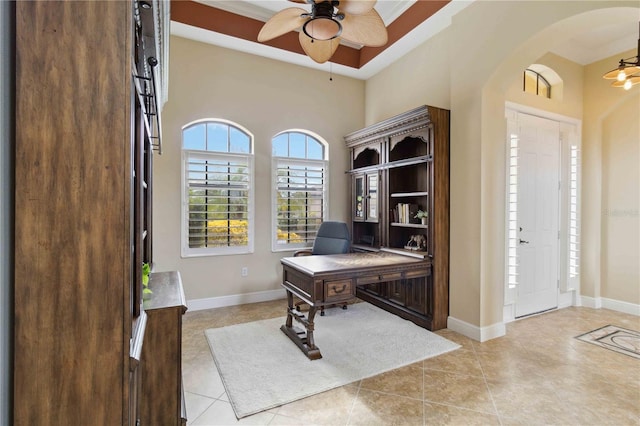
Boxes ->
[257,0,387,63]
[303,16,342,41]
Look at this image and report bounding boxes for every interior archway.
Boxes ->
[480,6,640,329]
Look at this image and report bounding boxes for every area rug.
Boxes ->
[205,302,460,418]
[575,325,640,359]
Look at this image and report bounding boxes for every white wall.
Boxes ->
[155,36,364,304]
[0,1,13,423]
[601,95,640,304]
[365,25,452,124]
[581,49,640,307]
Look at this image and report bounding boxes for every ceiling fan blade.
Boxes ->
[340,8,388,47]
[287,0,309,3]
[257,8,308,42]
[339,0,376,15]
[299,32,340,63]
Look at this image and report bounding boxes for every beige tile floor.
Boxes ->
[182,300,640,425]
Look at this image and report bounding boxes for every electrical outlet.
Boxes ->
[241,267,248,277]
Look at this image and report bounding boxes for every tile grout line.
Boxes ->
[186,397,216,426]
[471,340,504,426]
[422,358,426,426]
[345,380,363,426]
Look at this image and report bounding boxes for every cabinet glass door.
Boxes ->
[367,173,378,222]
[354,175,364,220]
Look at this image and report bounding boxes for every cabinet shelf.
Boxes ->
[391,222,428,229]
[382,155,431,170]
[380,247,429,259]
[391,191,428,198]
[347,164,380,174]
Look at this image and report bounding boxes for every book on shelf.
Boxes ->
[394,203,420,224]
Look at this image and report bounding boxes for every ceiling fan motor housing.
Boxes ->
[303,1,343,41]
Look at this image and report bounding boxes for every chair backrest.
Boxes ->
[311,221,351,255]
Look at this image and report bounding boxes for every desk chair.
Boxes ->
[294,221,351,315]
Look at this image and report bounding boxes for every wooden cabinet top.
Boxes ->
[144,271,187,313]
[344,105,436,148]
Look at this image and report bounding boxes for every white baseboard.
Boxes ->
[579,295,601,309]
[447,316,506,342]
[187,289,287,312]
[579,296,640,316]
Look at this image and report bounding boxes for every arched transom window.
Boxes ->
[523,64,564,100]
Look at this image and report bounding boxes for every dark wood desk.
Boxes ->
[280,250,430,360]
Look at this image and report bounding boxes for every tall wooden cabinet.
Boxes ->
[345,105,450,330]
[14,1,170,424]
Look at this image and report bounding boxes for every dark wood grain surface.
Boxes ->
[344,105,450,331]
[281,251,427,276]
[141,271,187,425]
[14,1,133,424]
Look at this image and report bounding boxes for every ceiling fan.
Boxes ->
[257,0,388,64]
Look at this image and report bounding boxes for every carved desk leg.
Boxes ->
[280,289,322,360]
[306,306,319,353]
[285,289,294,328]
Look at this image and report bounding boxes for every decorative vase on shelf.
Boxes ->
[414,209,428,225]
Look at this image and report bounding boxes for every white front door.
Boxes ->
[515,113,560,317]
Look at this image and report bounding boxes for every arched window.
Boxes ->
[523,64,563,100]
[523,68,551,98]
[181,119,254,256]
[271,130,328,251]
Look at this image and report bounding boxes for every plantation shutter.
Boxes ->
[275,159,325,246]
[504,116,519,306]
[566,140,580,290]
[186,152,251,249]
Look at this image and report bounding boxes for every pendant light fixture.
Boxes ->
[603,22,640,90]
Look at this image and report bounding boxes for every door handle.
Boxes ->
[519,239,529,244]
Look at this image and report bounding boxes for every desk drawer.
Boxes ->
[356,272,403,285]
[405,268,429,279]
[324,279,353,302]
